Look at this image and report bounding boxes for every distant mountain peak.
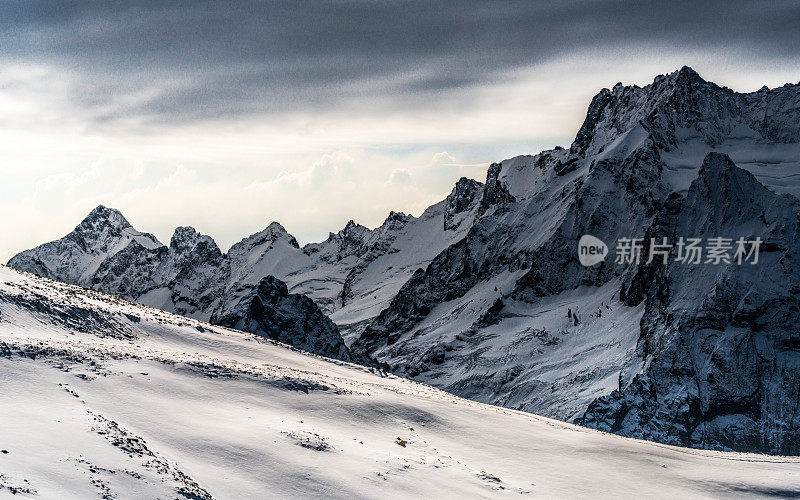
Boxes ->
[571,65,800,156]
[171,225,201,244]
[445,177,483,230]
[169,226,221,258]
[7,204,163,287]
[381,211,412,230]
[338,219,369,238]
[676,64,701,79]
[88,204,117,216]
[266,221,288,232]
[342,219,363,232]
[687,152,776,223]
[255,222,300,247]
[698,151,739,174]
[450,176,483,195]
[80,205,131,230]
[648,65,709,92]
[478,163,515,214]
[695,151,768,196]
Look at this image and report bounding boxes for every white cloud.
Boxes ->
[431,152,457,165]
[386,168,413,186]
[2,47,799,261]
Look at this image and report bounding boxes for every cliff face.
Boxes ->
[213,275,354,362]
[581,153,800,454]
[352,68,800,453]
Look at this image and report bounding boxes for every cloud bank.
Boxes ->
[1,1,799,260]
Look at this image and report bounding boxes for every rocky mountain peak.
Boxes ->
[265,221,292,237]
[256,274,290,299]
[695,151,764,192]
[338,220,371,240]
[682,152,785,233]
[169,226,222,262]
[570,88,613,156]
[78,205,132,233]
[334,220,370,256]
[86,204,124,219]
[643,65,713,99]
[338,219,369,239]
[478,163,515,214]
[72,205,164,254]
[250,222,300,249]
[446,177,482,211]
[7,205,163,288]
[673,65,704,85]
[170,226,201,249]
[305,219,372,262]
[695,152,772,203]
[568,66,800,156]
[380,211,412,231]
[444,177,483,230]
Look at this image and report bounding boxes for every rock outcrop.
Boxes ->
[214,276,353,362]
[580,153,800,454]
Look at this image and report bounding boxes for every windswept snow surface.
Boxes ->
[1,266,799,499]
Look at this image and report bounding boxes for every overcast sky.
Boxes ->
[2,0,799,261]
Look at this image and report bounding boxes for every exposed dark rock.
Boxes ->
[580,153,800,454]
[213,276,358,363]
[479,163,515,214]
[444,177,483,230]
[476,298,505,327]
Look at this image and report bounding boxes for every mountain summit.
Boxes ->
[573,66,800,162]
[9,205,162,288]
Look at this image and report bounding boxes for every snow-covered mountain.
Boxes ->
[580,152,800,454]
[6,177,482,362]
[352,67,800,453]
[9,66,800,454]
[7,208,357,361]
[7,205,164,289]
[9,178,481,346]
[2,265,798,498]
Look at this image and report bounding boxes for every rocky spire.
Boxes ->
[479,164,515,214]
[444,177,483,230]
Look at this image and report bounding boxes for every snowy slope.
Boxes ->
[1,265,799,499]
[356,131,669,420]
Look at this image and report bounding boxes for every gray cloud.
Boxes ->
[1,0,799,127]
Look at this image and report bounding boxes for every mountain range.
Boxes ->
[9,66,800,455]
